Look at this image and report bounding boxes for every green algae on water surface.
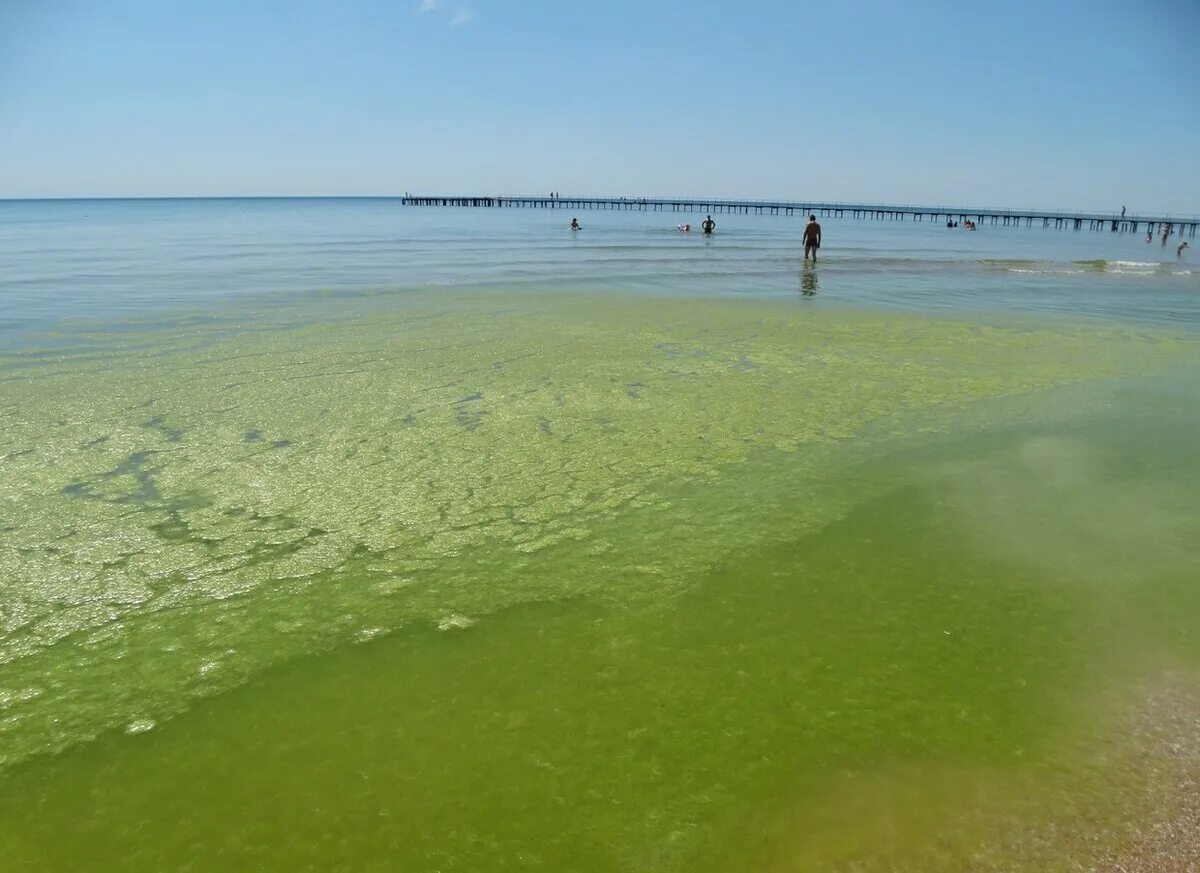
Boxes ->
[2,289,1199,870]
[0,291,1191,767]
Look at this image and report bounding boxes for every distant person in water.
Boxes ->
[803,215,822,261]
[570,218,580,230]
[701,215,715,234]
[1179,241,1190,257]
[1146,229,1153,243]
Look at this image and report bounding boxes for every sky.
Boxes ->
[1,0,1198,212]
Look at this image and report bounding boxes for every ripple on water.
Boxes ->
[436,614,476,632]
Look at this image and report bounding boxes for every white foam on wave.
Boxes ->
[1008,268,1086,275]
[1106,259,1160,275]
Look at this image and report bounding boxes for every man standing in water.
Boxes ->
[803,214,822,261]
[701,214,715,235]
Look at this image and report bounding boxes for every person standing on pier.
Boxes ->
[701,215,715,235]
[803,215,822,261]
[1121,205,1126,218]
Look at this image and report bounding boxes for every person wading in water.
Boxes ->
[803,215,822,262]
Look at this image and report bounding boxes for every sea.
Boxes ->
[2,198,1198,343]
[1,198,1198,871]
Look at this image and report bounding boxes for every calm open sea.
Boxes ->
[1,198,1197,342]
[1,198,1198,872]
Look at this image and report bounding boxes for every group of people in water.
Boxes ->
[674,215,718,234]
[569,208,1191,263]
[1148,222,1191,257]
[572,214,718,235]
[571,214,826,260]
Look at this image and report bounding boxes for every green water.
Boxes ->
[2,291,1199,870]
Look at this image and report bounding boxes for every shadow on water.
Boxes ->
[800,263,818,296]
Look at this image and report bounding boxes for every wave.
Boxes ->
[965,257,1200,278]
[1007,268,1087,275]
[1074,259,1161,274]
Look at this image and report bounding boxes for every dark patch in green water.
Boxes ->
[453,392,488,430]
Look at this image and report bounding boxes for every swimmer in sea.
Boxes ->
[701,215,715,234]
[570,218,580,230]
[1179,241,1190,257]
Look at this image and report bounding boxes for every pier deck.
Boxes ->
[402,195,1198,235]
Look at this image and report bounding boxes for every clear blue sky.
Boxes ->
[2,0,1197,212]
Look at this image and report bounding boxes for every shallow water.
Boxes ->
[2,199,1198,342]
[1,200,1199,870]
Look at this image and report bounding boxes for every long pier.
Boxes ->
[401,195,1198,236]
